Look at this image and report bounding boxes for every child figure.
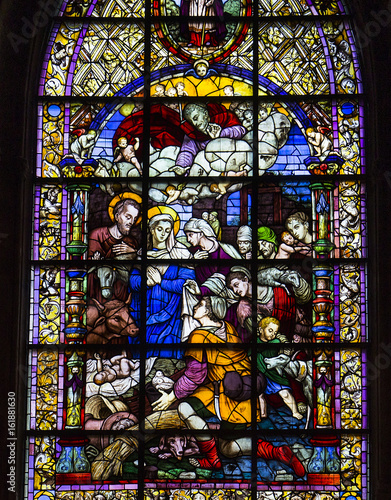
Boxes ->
[93,351,140,385]
[153,84,166,96]
[257,317,303,420]
[165,87,180,112]
[165,185,199,205]
[276,231,311,259]
[165,87,177,98]
[114,136,142,175]
[306,126,333,159]
[175,82,188,96]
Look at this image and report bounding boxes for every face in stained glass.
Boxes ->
[28,0,368,497]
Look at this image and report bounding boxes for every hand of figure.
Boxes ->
[146,267,156,286]
[207,123,221,138]
[146,276,155,287]
[296,245,311,251]
[112,243,136,255]
[152,390,176,411]
[92,251,102,260]
[147,266,162,285]
[184,279,201,295]
[194,249,209,259]
[169,165,188,176]
[147,249,167,259]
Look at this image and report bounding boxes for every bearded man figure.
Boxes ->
[88,197,140,260]
[171,103,246,176]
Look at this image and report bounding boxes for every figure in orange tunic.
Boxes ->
[152,296,305,476]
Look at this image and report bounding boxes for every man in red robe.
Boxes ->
[112,102,246,176]
[88,198,140,260]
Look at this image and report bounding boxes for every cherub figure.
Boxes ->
[93,351,140,385]
[175,82,188,96]
[258,105,268,122]
[341,77,356,94]
[242,109,253,130]
[276,231,311,259]
[63,128,97,165]
[209,181,244,200]
[210,182,230,199]
[184,59,218,79]
[113,136,142,175]
[306,126,333,159]
[165,185,199,205]
[165,87,177,98]
[153,84,166,96]
[165,185,183,204]
[165,87,180,111]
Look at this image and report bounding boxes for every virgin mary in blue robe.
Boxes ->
[128,210,196,358]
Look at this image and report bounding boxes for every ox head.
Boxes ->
[89,265,116,299]
[92,294,139,338]
[264,354,290,375]
[97,266,115,299]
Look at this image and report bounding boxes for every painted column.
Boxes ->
[305,155,343,479]
[56,176,91,477]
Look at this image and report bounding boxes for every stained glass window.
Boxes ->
[27,1,368,499]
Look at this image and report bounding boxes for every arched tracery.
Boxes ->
[26,1,369,498]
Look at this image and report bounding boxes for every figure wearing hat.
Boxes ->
[208,211,221,240]
[257,226,278,259]
[236,225,252,259]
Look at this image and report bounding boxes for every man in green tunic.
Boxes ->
[257,316,303,420]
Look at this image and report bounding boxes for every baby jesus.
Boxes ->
[93,351,140,385]
[276,231,311,259]
[114,136,143,175]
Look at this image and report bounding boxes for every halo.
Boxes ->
[108,192,142,224]
[193,58,209,69]
[147,205,180,236]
